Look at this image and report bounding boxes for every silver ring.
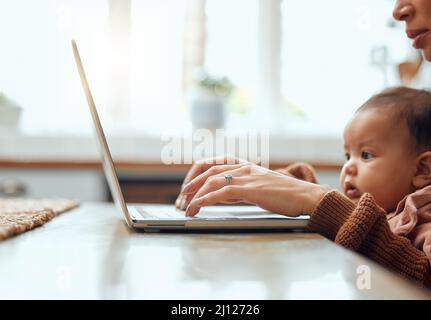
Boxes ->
[224,173,233,185]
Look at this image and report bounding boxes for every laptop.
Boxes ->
[71,39,309,231]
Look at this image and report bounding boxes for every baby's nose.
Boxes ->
[344,161,358,176]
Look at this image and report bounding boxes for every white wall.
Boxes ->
[0,169,107,201]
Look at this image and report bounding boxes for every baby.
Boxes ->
[341,86,431,261]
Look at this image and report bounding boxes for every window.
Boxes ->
[129,0,187,134]
[0,0,414,137]
[280,0,410,136]
[204,0,259,122]
[0,0,190,136]
[0,0,110,135]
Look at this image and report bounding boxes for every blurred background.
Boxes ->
[0,0,429,203]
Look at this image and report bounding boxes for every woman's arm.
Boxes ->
[182,163,328,217]
[275,162,318,184]
[310,190,431,287]
[176,159,431,287]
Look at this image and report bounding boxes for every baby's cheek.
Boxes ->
[339,169,346,188]
[371,175,407,211]
[370,190,396,212]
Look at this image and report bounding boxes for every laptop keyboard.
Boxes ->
[136,206,188,220]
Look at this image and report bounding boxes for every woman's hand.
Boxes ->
[175,155,249,210]
[178,161,330,217]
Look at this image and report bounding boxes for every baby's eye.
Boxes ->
[361,151,374,160]
[344,153,350,161]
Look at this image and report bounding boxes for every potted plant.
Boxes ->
[0,92,22,132]
[189,71,234,130]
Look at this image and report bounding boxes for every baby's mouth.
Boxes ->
[344,182,361,199]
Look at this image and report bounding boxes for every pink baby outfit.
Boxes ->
[387,185,431,264]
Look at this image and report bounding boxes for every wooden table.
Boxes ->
[0,202,430,299]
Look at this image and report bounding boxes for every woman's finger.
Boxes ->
[181,163,246,195]
[175,155,244,209]
[185,167,250,215]
[183,165,251,212]
[187,186,245,217]
[175,196,182,209]
[184,175,230,215]
[183,155,242,186]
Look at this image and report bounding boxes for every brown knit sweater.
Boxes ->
[283,162,431,288]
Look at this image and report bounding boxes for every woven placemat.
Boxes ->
[0,198,79,240]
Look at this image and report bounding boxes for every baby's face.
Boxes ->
[340,109,417,212]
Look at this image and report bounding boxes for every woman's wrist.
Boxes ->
[304,184,331,214]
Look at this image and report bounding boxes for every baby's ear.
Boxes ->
[413,151,431,189]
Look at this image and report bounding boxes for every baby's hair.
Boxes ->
[356,86,431,151]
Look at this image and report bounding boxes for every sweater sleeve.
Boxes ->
[276,162,318,184]
[308,190,431,288]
